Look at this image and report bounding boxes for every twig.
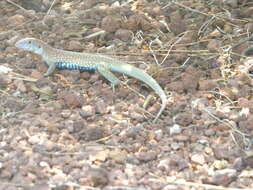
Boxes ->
[46,0,57,15]
[198,15,216,36]
[228,34,253,51]
[161,31,188,65]
[0,182,32,188]
[5,0,26,11]
[203,108,248,137]
[5,0,39,20]
[85,30,106,39]
[163,57,190,70]
[168,179,251,190]
[149,38,162,65]
[9,72,37,82]
[169,1,209,17]
[150,174,252,190]
[0,89,9,95]
[208,90,235,105]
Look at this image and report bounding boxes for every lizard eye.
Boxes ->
[28,41,31,44]
[38,45,41,48]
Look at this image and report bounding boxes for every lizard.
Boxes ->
[15,37,167,122]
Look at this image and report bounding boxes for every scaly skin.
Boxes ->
[15,38,167,122]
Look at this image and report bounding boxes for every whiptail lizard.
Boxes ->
[15,38,167,122]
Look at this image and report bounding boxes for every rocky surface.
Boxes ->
[0,0,253,189]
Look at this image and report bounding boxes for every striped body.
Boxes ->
[15,38,167,122]
[56,62,97,70]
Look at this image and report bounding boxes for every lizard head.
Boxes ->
[15,38,44,55]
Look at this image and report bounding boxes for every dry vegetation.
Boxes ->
[0,0,253,189]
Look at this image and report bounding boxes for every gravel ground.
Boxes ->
[0,0,253,189]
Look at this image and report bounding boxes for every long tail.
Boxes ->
[110,63,167,122]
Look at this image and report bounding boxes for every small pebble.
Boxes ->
[170,124,182,135]
[191,153,206,165]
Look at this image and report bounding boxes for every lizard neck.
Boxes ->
[40,43,56,59]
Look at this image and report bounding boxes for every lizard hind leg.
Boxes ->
[97,63,121,93]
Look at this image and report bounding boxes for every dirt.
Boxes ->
[1,0,253,189]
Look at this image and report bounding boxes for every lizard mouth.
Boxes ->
[15,39,29,50]
[15,40,23,48]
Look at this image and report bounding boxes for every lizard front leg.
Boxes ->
[44,61,56,76]
[97,63,120,92]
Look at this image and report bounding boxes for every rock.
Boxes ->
[244,7,253,18]
[7,36,19,46]
[115,29,132,42]
[7,15,25,27]
[244,155,253,168]
[28,183,50,189]
[28,135,41,144]
[80,105,95,118]
[66,70,81,82]
[13,80,27,92]
[245,22,253,33]
[125,154,140,165]
[35,86,53,100]
[80,0,98,9]
[232,157,247,171]
[43,14,56,27]
[20,0,46,11]
[108,149,127,163]
[166,81,184,93]
[80,168,108,186]
[207,39,221,52]
[145,6,162,17]
[174,112,193,126]
[220,87,237,101]
[203,169,237,186]
[60,91,84,108]
[173,135,189,142]
[0,163,14,179]
[95,100,107,114]
[169,11,186,35]
[238,118,253,129]
[204,129,216,136]
[80,126,103,141]
[199,80,218,91]
[181,73,199,92]
[191,153,206,165]
[213,160,228,170]
[169,124,182,135]
[154,129,163,140]
[158,155,188,172]
[80,72,91,80]
[0,73,12,88]
[136,151,157,162]
[30,70,43,79]
[121,126,141,139]
[101,16,121,33]
[170,142,182,150]
[4,97,24,112]
[213,146,231,160]
[127,14,152,31]
[0,65,13,74]
[223,0,238,8]
[191,98,209,110]
[130,111,144,121]
[61,110,71,118]
[68,40,83,51]
[238,97,253,110]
